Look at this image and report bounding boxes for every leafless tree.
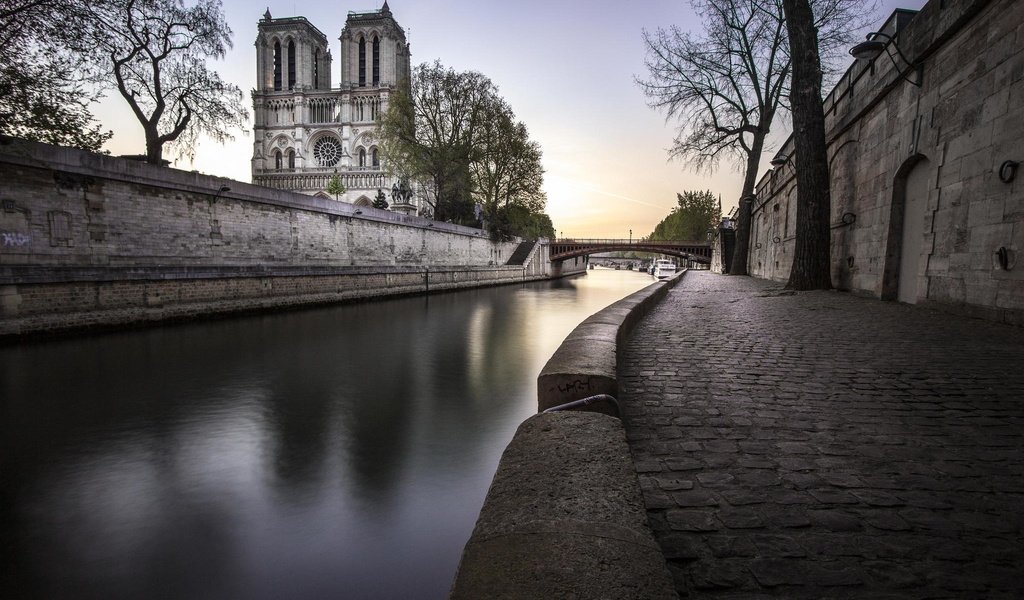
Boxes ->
[88,0,248,164]
[638,0,873,275]
[0,0,111,149]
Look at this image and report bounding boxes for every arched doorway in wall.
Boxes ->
[829,139,859,291]
[882,155,931,303]
[354,196,372,207]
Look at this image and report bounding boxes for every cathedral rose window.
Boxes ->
[313,137,343,167]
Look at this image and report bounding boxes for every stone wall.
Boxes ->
[748,0,1024,323]
[0,139,550,336]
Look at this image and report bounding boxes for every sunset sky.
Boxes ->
[93,0,925,238]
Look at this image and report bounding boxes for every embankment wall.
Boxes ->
[748,0,1024,323]
[0,140,552,336]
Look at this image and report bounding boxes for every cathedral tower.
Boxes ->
[251,3,414,211]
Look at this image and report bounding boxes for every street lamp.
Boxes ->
[849,31,922,87]
[629,229,632,244]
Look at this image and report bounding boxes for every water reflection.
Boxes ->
[1,269,652,599]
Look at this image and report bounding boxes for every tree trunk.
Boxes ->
[728,132,765,276]
[783,0,832,290]
[145,131,163,165]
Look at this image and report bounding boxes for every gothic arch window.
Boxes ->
[371,148,379,168]
[358,147,367,167]
[287,149,295,169]
[372,35,380,85]
[358,36,366,87]
[273,40,282,90]
[313,48,320,89]
[287,40,296,89]
[274,150,283,170]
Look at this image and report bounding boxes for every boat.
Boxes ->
[652,259,676,280]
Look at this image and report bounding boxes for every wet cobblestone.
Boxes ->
[620,271,1024,598]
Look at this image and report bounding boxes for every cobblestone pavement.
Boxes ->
[619,271,1024,599]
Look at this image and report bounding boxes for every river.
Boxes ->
[1,268,653,599]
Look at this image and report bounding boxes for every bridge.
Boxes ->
[550,239,713,264]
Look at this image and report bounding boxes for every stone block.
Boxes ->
[450,413,677,600]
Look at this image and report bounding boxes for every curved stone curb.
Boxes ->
[450,270,688,599]
[449,412,678,600]
[537,269,686,412]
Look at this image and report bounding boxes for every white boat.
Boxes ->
[653,259,676,280]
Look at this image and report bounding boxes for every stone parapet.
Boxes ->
[449,412,677,600]
[537,270,685,411]
[451,271,686,598]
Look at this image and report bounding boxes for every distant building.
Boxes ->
[251,2,418,213]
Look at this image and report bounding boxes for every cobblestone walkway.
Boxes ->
[619,271,1024,599]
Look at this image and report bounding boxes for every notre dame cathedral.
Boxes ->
[251,2,416,213]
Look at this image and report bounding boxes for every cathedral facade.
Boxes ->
[251,2,415,212]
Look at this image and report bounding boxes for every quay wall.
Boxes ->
[747,0,1024,323]
[0,139,551,336]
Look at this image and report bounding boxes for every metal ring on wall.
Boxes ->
[999,160,1019,183]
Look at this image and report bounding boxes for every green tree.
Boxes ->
[326,173,346,201]
[470,99,547,239]
[649,190,721,242]
[0,0,111,149]
[89,0,249,164]
[379,60,552,237]
[378,61,494,224]
[372,188,389,210]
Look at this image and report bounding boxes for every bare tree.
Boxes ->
[638,0,872,276]
[783,0,832,289]
[0,0,111,149]
[89,0,248,164]
[639,0,790,276]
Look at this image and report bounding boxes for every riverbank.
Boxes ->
[0,138,584,338]
[450,270,685,599]
[0,259,586,338]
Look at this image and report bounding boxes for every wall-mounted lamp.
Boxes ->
[770,155,788,168]
[772,236,782,244]
[742,195,757,205]
[354,209,363,215]
[213,184,231,201]
[841,212,857,225]
[850,31,922,87]
[998,160,1019,183]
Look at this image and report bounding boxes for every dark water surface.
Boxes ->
[2,269,653,600]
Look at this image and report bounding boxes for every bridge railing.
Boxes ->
[552,238,708,246]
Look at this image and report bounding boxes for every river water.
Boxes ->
[1,268,653,600]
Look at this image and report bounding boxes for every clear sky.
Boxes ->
[93,0,926,238]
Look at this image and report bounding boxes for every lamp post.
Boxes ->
[629,229,632,244]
